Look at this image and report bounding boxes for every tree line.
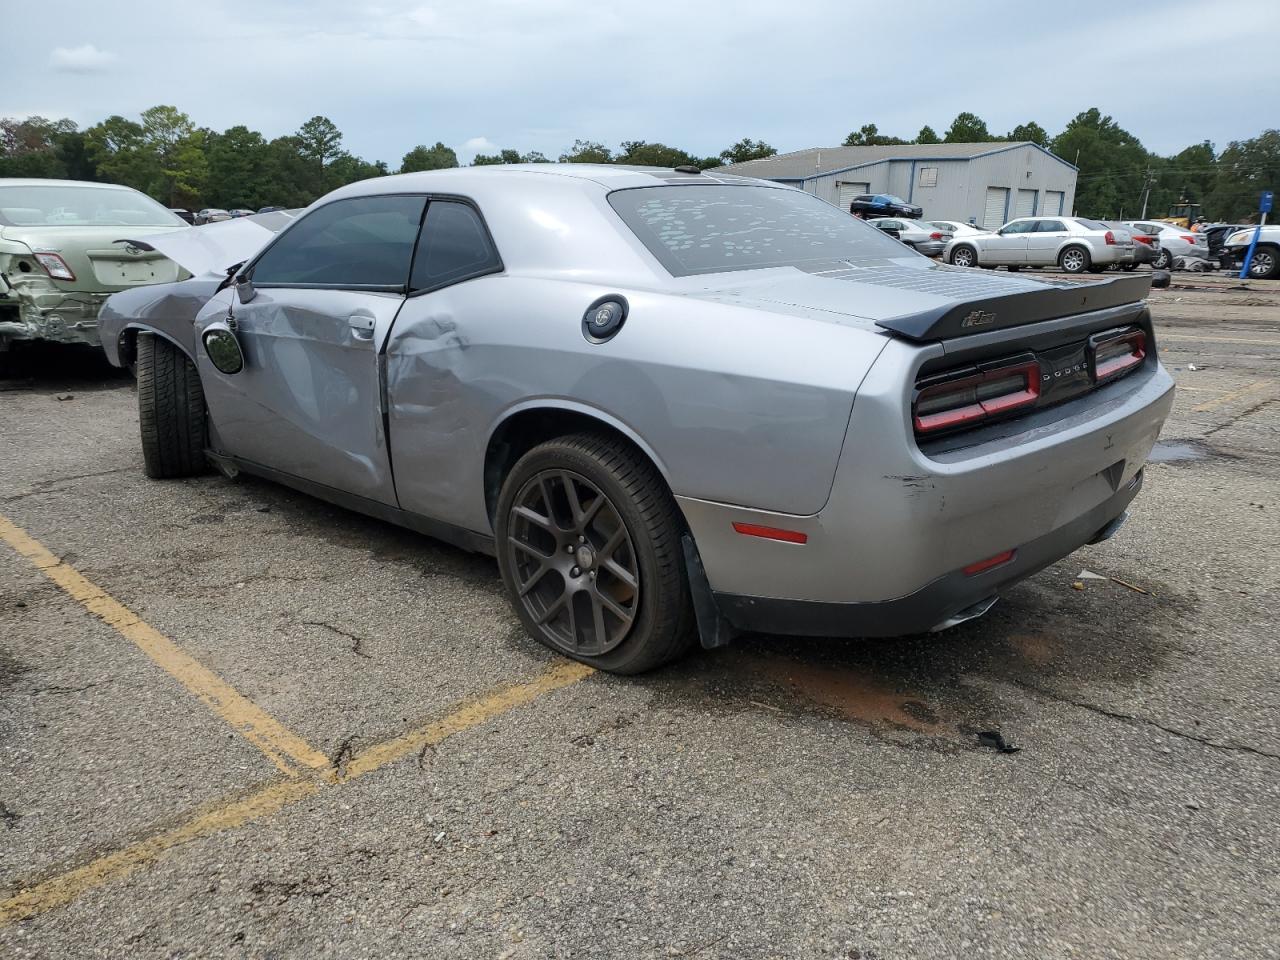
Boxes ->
[1,105,1274,222]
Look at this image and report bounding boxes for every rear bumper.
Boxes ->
[0,284,106,347]
[712,471,1141,637]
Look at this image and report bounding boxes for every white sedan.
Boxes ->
[945,216,1137,274]
[928,220,990,238]
[1124,221,1209,269]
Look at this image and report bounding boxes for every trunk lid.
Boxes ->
[683,260,1150,341]
[0,224,187,293]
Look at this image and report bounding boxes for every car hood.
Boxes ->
[682,258,1150,341]
[123,209,298,278]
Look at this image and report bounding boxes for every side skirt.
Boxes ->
[205,450,497,557]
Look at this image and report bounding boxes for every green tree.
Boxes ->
[137,106,206,205]
[205,125,271,208]
[1206,130,1280,221]
[914,125,940,144]
[84,115,159,193]
[263,135,320,207]
[843,124,906,146]
[400,142,458,172]
[943,112,994,142]
[522,151,550,163]
[1008,121,1049,147]
[615,140,704,167]
[0,116,81,178]
[473,148,523,165]
[719,138,777,164]
[1051,108,1148,217]
[326,152,388,190]
[297,115,344,167]
[559,139,613,163]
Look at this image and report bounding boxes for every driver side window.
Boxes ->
[1001,220,1034,234]
[250,195,426,288]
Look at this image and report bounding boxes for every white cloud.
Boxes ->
[49,44,117,73]
[463,136,498,152]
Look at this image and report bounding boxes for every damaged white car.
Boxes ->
[0,179,187,353]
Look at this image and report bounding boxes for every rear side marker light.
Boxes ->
[963,549,1016,576]
[34,253,75,281]
[913,357,1040,435]
[1090,328,1147,383]
[732,522,808,544]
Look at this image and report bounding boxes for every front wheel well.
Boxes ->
[483,408,673,527]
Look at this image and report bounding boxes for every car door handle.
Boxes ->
[348,313,375,340]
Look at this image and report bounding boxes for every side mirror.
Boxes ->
[235,275,256,304]
[202,321,244,375]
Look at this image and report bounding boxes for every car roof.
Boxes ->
[330,163,766,200]
[0,177,143,191]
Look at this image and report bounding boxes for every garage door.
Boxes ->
[1042,191,1064,216]
[838,182,871,210]
[1014,189,1037,219]
[983,187,1010,229]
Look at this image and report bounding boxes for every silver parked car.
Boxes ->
[868,218,951,257]
[1124,221,1209,270]
[98,166,1173,674]
[946,216,1137,273]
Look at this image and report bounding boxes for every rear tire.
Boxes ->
[495,433,696,675]
[136,333,208,479]
[1058,245,1091,274]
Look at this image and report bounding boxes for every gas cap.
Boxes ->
[582,295,628,343]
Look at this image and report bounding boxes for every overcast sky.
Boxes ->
[7,0,1277,165]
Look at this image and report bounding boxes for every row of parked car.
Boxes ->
[861,211,1278,279]
[167,206,286,225]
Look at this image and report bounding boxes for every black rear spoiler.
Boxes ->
[876,273,1151,342]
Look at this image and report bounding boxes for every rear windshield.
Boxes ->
[0,184,184,227]
[609,185,910,277]
[1071,218,1110,231]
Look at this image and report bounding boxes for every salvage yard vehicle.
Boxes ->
[868,218,951,257]
[1124,220,1208,270]
[1222,225,1280,279]
[849,193,923,219]
[928,220,989,238]
[946,216,1137,274]
[0,179,187,352]
[1103,221,1159,270]
[98,165,1173,674]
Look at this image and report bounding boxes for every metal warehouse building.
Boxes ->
[714,142,1078,229]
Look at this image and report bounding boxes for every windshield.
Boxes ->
[0,184,184,228]
[608,185,911,277]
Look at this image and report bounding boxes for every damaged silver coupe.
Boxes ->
[0,179,187,352]
[98,165,1173,674]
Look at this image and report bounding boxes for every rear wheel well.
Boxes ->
[483,408,673,527]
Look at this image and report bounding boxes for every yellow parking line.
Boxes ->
[0,514,329,778]
[1191,379,1273,413]
[0,660,594,926]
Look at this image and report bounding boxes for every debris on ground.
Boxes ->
[1078,569,1107,581]
[1188,363,1199,371]
[1072,581,1085,591]
[1109,577,1150,595]
[977,731,1021,754]
[55,394,74,401]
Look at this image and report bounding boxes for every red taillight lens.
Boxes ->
[930,231,943,240]
[963,549,1016,576]
[1134,235,1152,245]
[34,252,76,281]
[732,522,808,544]
[1089,328,1147,383]
[1104,231,1115,245]
[913,356,1041,435]
[1180,235,1195,244]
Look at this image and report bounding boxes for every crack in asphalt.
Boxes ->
[26,680,115,696]
[1204,397,1278,437]
[1,467,134,503]
[1003,677,1280,761]
[303,621,373,659]
[329,736,356,778]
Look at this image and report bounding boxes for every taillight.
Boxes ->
[930,232,943,240]
[34,253,76,281]
[1134,235,1152,245]
[1180,235,1195,244]
[1104,231,1115,245]
[913,355,1041,435]
[1089,327,1147,384]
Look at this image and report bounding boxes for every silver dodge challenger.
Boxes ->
[98,165,1174,674]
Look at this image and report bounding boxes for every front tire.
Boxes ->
[136,333,208,479]
[1152,247,1172,270]
[495,434,696,674]
[1059,245,1091,274]
[1245,245,1279,279]
[949,245,978,268]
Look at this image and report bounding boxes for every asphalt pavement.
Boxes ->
[1,273,1277,959]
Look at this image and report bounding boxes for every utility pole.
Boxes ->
[1139,167,1156,219]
